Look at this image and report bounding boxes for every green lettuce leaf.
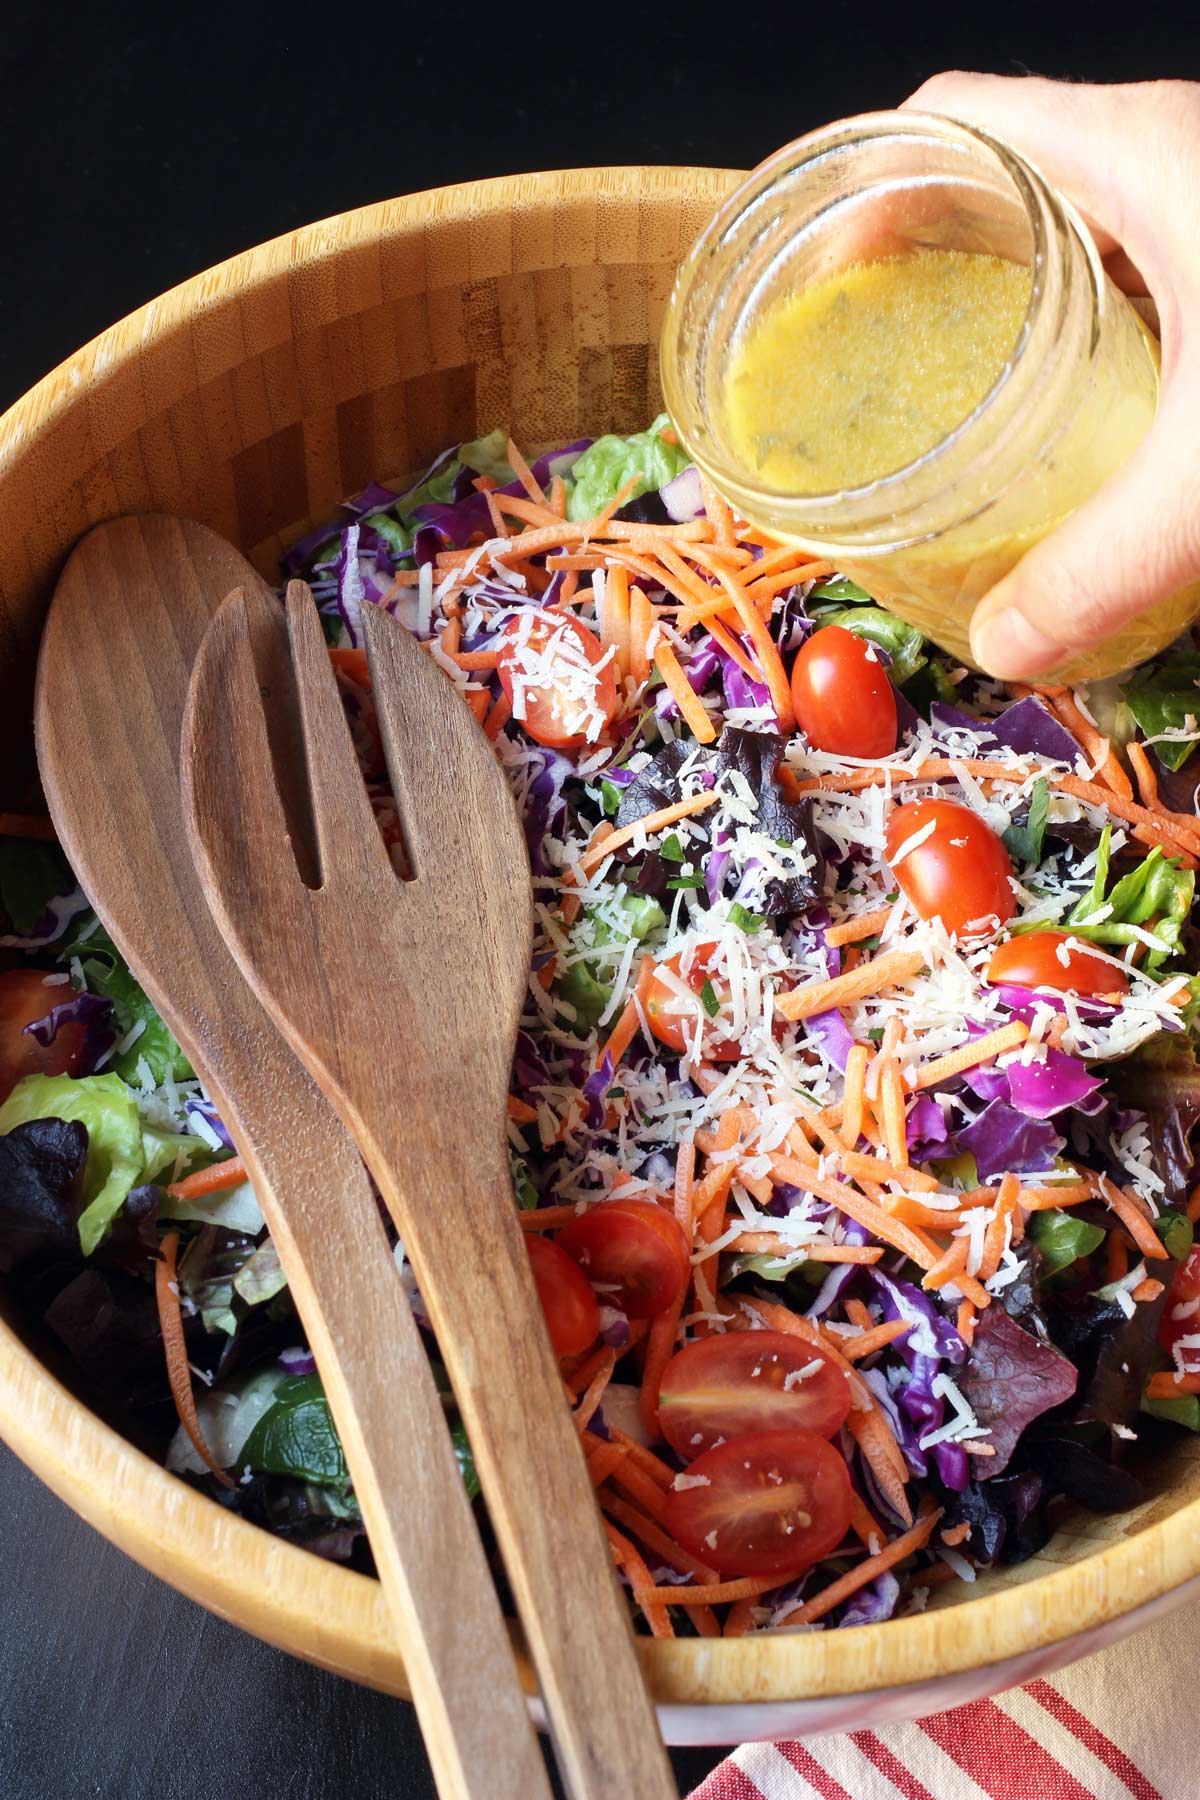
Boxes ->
[811,606,927,686]
[363,511,413,560]
[457,428,516,485]
[1029,1208,1104,1276]
[1002,776,1050,866]
[555,892,666,1034]
[393,455,462,522]
[59,920,191,1083]
[1121,653,1200,771]
[0,1072,144,1256]
[1064,826,1193,971]
[237,1373,350,1492]
[566,415,688,522]
[806,577,871,605]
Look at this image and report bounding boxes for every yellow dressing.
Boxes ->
[726,251,1033,492]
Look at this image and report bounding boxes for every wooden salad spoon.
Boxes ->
[181,579,676,1800]
[35,517,553,1800]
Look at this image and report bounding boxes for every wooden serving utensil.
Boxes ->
[35,517,552,1800]
[182,580,676,1800]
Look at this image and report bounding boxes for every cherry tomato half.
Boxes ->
[885,798,1015,936]
[1159,1246,1200,1360]
[0,970,88,1105]
[987,928,1127,997]
[790,625,898,759]
[526,1233,601,1359]
[496,612,618,750]
[658,1332,851,1459]
[644,942,742,1062]
[665,1428,852,1578]
[556,1199,690,1321]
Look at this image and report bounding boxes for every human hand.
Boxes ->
[901,73,1200,679]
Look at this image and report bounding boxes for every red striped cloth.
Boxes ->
[690,1599,1188,1799]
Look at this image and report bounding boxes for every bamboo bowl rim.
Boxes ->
[3,166,1200,1707]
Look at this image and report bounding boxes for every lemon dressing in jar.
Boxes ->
[662,113,1190,680]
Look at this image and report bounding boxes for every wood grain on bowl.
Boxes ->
[3,166,1200,1719]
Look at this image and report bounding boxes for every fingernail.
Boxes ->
[970,599,1065,678]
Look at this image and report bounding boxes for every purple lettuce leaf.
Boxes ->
[958,1304,1078,1474]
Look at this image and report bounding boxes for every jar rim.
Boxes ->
[662,109,1072,521]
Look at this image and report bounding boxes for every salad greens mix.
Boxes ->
[5,416,1200,1629]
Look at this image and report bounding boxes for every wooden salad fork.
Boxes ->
[182,579,676,1800]
[36,517,551,1800]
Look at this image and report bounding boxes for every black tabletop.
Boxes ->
[3,7,1198,1796]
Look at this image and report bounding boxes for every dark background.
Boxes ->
[3,6,1199,1797]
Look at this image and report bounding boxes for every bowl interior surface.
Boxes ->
[3,166,1200,1709]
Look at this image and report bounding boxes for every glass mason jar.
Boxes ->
[661,112,1198,681]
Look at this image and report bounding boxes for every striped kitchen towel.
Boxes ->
[691,1598,1187,1798]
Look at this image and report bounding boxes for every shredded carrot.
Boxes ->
[1146,1371,1200,1398]
[1106,1230,1130,1285]
[845,1299,874,1331]
[595,473,643,530]
[776,949,927,1022]
[842,1318,915,1361]
[940,1522,972,1547]
[167,1155,248,1201]
[910,1022,1029,1091]
[727,1233,884,1262]
[155,1232,235,1488]
[882,1194,965,1230]
[722,1598,759,1637]
[923,1238,968,1290]
[1019,1183,1095,1209]
[603,1521,674,1636]
[506,437,547,506]
[654,639,717,744]
[632,1572,804,1607]
[673,1139,696,1238]
[599,1494,718,1585]
[520,1204,594,1233]
[0,811,58,841]
[978,1173,1020,1282]
[1048,690,1134,802]
[1097,1176,1171,1262]
[956,1300,977,1346]
[449,647,500,671]
[1131,1277,1165,1303]
[506,1095,539,1124]
[778,1506,942,1626]
[573,1349,617,1434]
[607,1426,677,1491]
[482,693,511,740]
[1187,1183,1200,1223]
[1127,741,1162,812]
[710,562,796,731]
[769,1154,942,1271]
[628,585,654,687]
[577,790,720,876]
[609,1459,670,1526]
[840,1045,870,1149]
[599,563,631,682]
[583,1435,629,1488]
[841,1151,937,1192]
[329,646,371,686]
[848,1489,884,1550]
[464,689,490,724]
[692,1161,737,1224]
[483,487,509,539]
[698,473,737,548]
[596,954,655,1075]
[699,613,763,683]
[641,1287,686,1438]
[825,907,894,949]
[549,474,567,519]
[877,1057,908,1167]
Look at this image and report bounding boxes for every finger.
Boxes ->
[900,73,1200,299]
[968,382,1200,678]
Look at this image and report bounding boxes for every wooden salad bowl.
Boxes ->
[3,166,1200,1743]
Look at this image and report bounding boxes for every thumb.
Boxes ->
[968,382,1200,678]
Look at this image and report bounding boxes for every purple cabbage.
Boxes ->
[905,1094,952,1162]
[930,695,1080,764]
[840,1570,901,1626]
[520,749,574,876]
[1005,1049,1103,1120]
[720,648,773,716]
[183,1096,234,1152]
[279,1346,318,1377]
[597,1306,632,1352]
[958,1101,1064,1180]
[805,1008,856,1073]
[23,990,116,1075]
[582,1052,615,1126]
